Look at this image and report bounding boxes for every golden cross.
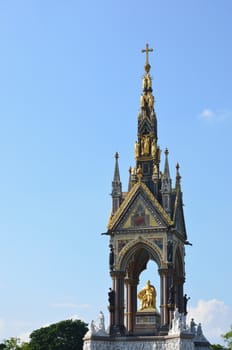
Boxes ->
[141,43,153,65]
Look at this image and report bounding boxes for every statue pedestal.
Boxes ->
[134,310,161,335]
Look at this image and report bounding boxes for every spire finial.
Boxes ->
[113,152,120,182]
[141,43,153,73]
[175,162,181,189]
[163,148,170,178]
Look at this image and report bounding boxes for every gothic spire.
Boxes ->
[134,43,160,197]
[113,152,121,183]
[175,162,182,190]
[163,148,171,180]
[111,152,122,214]
[161,148,172,214]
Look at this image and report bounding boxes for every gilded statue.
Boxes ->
[151,139,156,157]
[140,94,145,108]
[147,74,152,89]
[148,93,154,109]
[134,141,139,158]
[142,135,150,155]
[138,280,156,311]
[153,164,158,177]
[142,74,152,90]
[142,76,148,89]
[137,165,142,177]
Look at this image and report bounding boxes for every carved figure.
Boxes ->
[147,75,152,89]
[153,164,158,177]
[183,294,190,315]
[131,167,136,176]
[108,288,115,307]
[169,309,187,335]
[134,141,139,158]
[190,318,196,334]
[142,76,148,89]
[142,135,150,155]
[148,94,154,108]
[197,323,203,337]
[140,95,145,108]
[141,138,144,155]
[168,284,175,305]
[138,280,156,310]
[137,165,142,178]
[167,240,173,262]
[98,311,105,331]
[109,245,114,271]
[151,140,156,157]
[90,320,95,333]
[170,309,181,333]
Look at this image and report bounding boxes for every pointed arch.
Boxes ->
[118,238,163,274]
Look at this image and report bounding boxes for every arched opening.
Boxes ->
[137,260,160,313]
[118,241,162,335]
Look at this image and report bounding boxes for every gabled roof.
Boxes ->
[107,181,174,232]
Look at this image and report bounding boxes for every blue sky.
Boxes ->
[0,0,231,345]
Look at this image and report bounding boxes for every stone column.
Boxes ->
[112,271,126,335]
[125,277,138,334]
[175,276,185,313]
[159,269,168,326]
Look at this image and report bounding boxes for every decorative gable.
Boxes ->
[108,181,173,232]
[119,194,162,229]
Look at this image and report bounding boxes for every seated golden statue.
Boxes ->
[138,280,156,311]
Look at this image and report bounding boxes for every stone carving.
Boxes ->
[134,141,140,158]
[141,135,150,156]
[108,288,115,307]
[167,311,209,348]
[190,318,197,335]
[183,294,190,315]
[83,338,195,350]
[194,322,209,343]
[168,284,175,306]
[167,240,173,262]
[109,245,114,271]
[169,309,188,334]
[84,311,107,338]
[151,139,157,157]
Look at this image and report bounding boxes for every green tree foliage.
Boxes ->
[210,325,232,350]
[210,344,228,350]
[222,325,232,350]
[29,319,88,350]
[20,343,31,350]
[0,337,21,350]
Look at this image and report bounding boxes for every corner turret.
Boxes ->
[111,152,122,214]
[161,148,172,215]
